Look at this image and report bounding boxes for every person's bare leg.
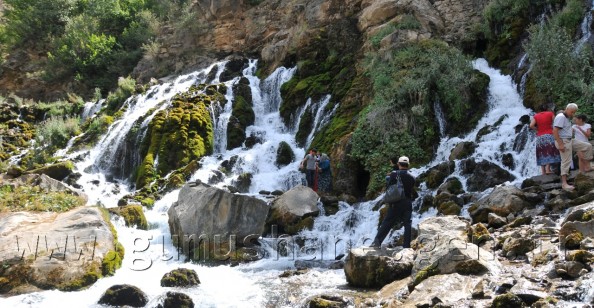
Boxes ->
[541,165,547,175]
[545,164,553,174]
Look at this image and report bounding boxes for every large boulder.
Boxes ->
[344,248,414,288]
[449,141,477,161]
[418,161,456,189]
[168,182,269,259]
[7,173,87,201]
[461,159,516,192]
[0,207,119,294]
[275,141,295,167]
[157,291,194,308]
[470,185,532,224]
[98,284,148,307]
[411,216,502,290]
[266,185,320,234]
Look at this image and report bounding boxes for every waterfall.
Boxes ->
[191,63,302,193]
[0,58,554,308]
[304,95,335,149]
[576,0,594,52]
[433,100,447,138]
[81,99,104,121]
[418,59,538,189]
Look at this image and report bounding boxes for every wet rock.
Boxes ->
[509,278,547,305]
[233,173,252,193]
[157,291,194,308]
[521,174,559,189]
[208,170,225,184]
[244,133,263,149]
[461,159,516,192]
[488,213,507,229]
[219,57,248,82]
[404,273,482,307]
[279,269,308,278]
[559,202,594,249]
[220,155,238,173]
[168,182,268,258]
[160,268,200,287]
[271,190,283,196]
[502,237,536,257]
[98,284,148,307]
[491,292,526,308]
[470,185,531,224]
[449,141,477,161]
[472,279,485,299]
[295,260,344,270]
[344,248,414,288]
[109,205,148,230]
[436,177,464,195]
[259,190,271,195]
[275,141,294,167]
[27,161,74,181]
[418,161,455,189]
[502,153,515,170]
[307,294,351,308]
[554,261,586,279]
[266,185,319,235]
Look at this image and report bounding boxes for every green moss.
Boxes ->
[492,292,526,308]
[226,95,255,149]
[438,201,461,216]
[136,85,216,187]
[111,205,148,230]
[567,249,594,264]
[101,245,124,276]
[563,230,584,249]
[284,216,315,234]
[410,265,440,290]
[58,262,102,291]
[0,184,85,212]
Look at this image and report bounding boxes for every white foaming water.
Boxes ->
[417,59,539,187]
[191,63,304,193]
[576,0,594,52]
[81,99,104,121]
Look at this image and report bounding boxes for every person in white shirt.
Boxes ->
[573,114,591,142]
[553,103,594,190]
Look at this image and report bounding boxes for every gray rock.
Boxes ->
[470,185,531,224]
[0,207,117,294]
[344,247,414,288]
[168,182,269,259]
[510,278,548,305]
[98,284,148,307]
[405,273,482,307]
[266,185,319,234]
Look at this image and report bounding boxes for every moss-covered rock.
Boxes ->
[449,141,477,161]
[275,141,295,167]
[160,268,200,287]
[158,291,195,308]
[418,161,456,189]
[98,284,148,307]
[455,259,488,275]
[467,223,491,245]
[491,292,526,308]
[136,85,220,187]
[438,201,462,216]
[109,205,148,230]
[563,230,584,250]
[27,161,74,181]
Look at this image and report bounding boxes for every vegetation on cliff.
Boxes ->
[352,39,489,196]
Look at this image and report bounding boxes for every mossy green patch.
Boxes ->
[136,85,219,187]
[110,205,148,230]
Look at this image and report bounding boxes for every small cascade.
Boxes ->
[576,0,594,52]
[304,95,334,149]
[419,58,538,182]
[433,99,447,138]
[191,62,302,193]
[81,99,104,121]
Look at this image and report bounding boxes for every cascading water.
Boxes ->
[418,59,539,190]
[576,0,594,52]
[81,99,104,121]
[0,58,558,307]
[433,100,447,138]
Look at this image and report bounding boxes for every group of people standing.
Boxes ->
[300,148,332,192]
[531,103,593,190]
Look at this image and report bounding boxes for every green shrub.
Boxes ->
[524,22,593,117]
[36,116,81,151]
[370,23,397,49]
[395,14,421,30]
[354,39,488,196]
[106,76,137,113]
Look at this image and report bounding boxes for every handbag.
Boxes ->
[383,173,404,204]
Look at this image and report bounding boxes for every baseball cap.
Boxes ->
[398,156,409,164]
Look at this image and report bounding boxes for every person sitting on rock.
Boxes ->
[371,156,417,249]
[553,103,593,191]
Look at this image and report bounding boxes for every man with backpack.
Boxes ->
[370,156,416,249]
